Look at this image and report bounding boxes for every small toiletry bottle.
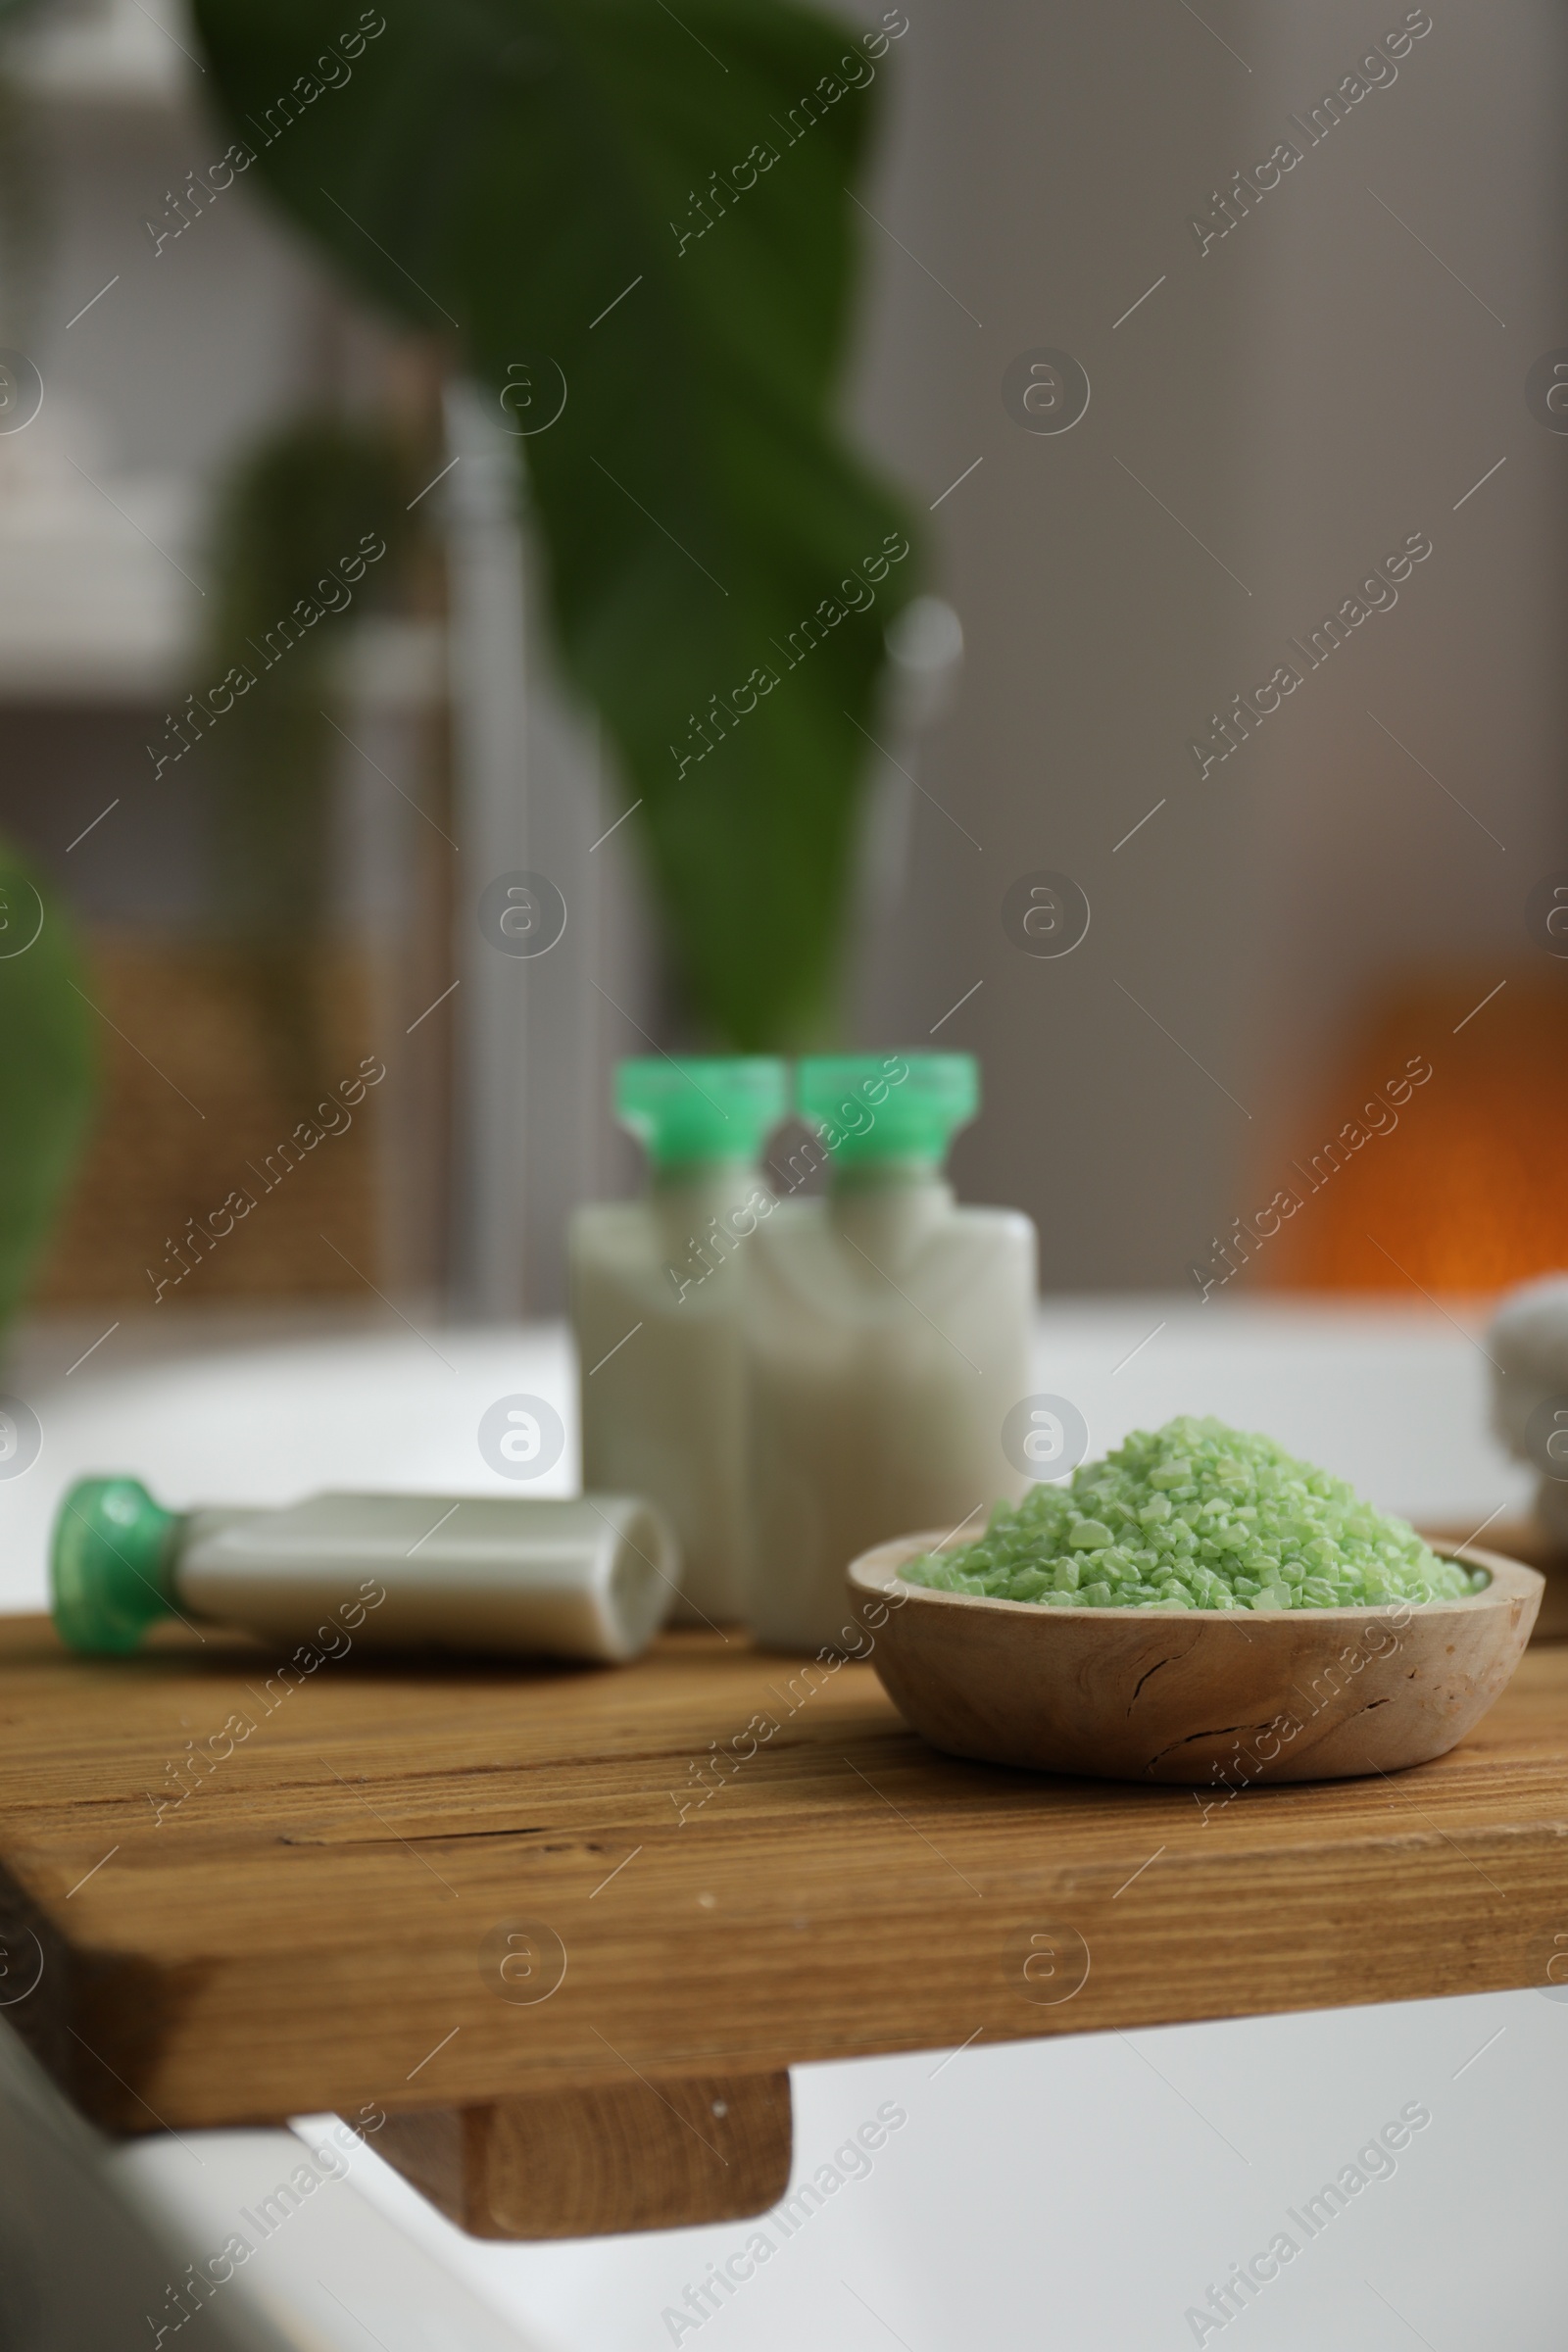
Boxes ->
[51,1481,675,1664]
[570,1056,787,1624]
[743,1053,1036,1652]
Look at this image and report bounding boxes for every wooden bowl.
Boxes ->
[1419,1516,1568,1642]
[845,1536,1543,1785]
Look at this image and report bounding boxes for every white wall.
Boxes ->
[844,0,1568,1289]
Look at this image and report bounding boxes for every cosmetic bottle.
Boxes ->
[743,1052,1036,1652]
[51,1480,675,1664]
[570,1056,787,1624]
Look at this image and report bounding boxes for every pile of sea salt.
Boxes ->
[903,1415,1485,1611]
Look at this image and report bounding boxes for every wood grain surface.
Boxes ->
[2,1555,1567,2145]
[376,2071,793,2238]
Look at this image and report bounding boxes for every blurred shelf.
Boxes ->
[0,406,446,696]
[0,475,443,708]
[3,0,196,110]
[0,474,199,699]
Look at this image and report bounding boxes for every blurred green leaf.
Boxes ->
[192,0,918,1046]
[0,840,95,1328]
[200,415,416,1093]
[206,415,412,939]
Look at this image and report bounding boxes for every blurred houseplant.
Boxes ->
[0,13,94,1328]
[0,844,94,1328]
[192,0,918,1050]
[200,414,418,1094]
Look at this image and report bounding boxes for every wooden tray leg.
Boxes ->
[366,2071,794,2239]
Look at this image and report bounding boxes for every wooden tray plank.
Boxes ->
[2,1605,1567,2135]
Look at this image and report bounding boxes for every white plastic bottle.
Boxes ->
[570,1056,787,1625]
[51,1481,675,1663]
[742,1053,1036,1652]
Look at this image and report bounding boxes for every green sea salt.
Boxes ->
[903,1415,1487,1611]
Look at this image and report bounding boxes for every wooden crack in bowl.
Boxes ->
[845,1537,1543,1785]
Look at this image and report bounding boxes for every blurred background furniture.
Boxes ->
[2,0,1563,1324]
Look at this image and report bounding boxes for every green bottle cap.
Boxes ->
[51,1477,185,1654]
[615,1056,786,1171]
[798,1053,978,1166]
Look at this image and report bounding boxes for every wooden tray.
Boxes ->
[3,1533,1567,2235]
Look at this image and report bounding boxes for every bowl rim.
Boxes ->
[846,1532,1544,1624]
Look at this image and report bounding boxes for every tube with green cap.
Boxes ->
[742,1051,1037,1652]
[569,1054,788,1624]
[51,1478,676,1664]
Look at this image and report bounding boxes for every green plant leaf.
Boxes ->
[0,839,95,1330]
[204,415,414,936]
[198,414,418,1093]
[191,0,918,1046]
